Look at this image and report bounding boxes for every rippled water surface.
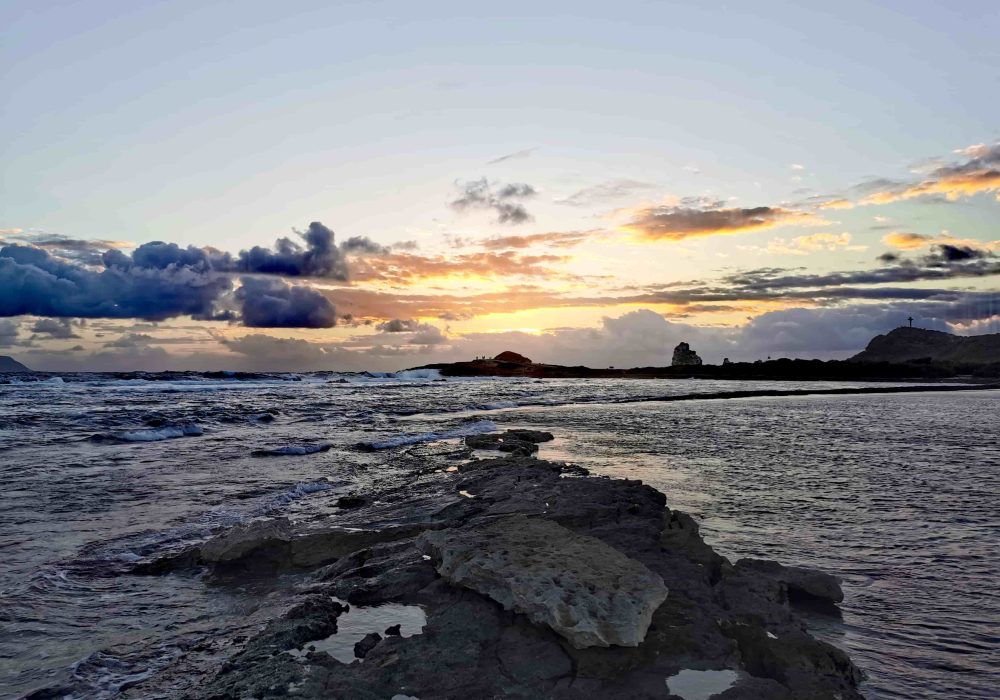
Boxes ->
[1,371,997,699]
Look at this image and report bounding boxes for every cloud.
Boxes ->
[339,235,390,255]
[1,232,134,264]
[924,244,991,264]
[0,319,20,348]
[350,251,573,284]
[487,148,537,165]
[736,306,950,356]
[556,179,660,207]
[621,201,824,241]
[30,318,81,339]
[375,318,448,345]
[220,221,350,278]
[881,231,1000,253]
[105,332,156,348]
[408,325,448,345]
[0,222,375,327]
[860,142,1000,204]
[376,318,423,333]
[0,243,233,321]
[763,232,866,256]
[220,334,332,365]
[478,230,597,250]
[450,178,537,224]
[235,277,337,328]
[816,198,854,210]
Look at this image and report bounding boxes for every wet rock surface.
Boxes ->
[128,446,865,700]
[420,514,668,648]
[465,428,555,455]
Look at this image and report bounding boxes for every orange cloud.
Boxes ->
[478,230,599,250]
[861,142,1000,204]
[349,251,575,285]
[881,231,1000,252]
[817,198,854,210]
[621,203,825,241]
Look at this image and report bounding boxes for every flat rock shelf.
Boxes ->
[123,439,864,699]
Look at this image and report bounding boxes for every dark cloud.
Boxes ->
[391,240,420,251]
[0,243,233,321]
[0,222,372,328]
[31,318,80,339]
[623,203,821,241]
[339,236,390,255]
[930,244,988,263]
[450,178,536,225]
[221,222,350,279]
[235,277,337,328]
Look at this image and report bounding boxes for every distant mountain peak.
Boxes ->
[0,356,31,372]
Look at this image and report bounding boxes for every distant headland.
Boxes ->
[0,355,30,372]
[414,327,1000,381]
[849,326,1000,364]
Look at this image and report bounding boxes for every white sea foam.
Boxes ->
[363,419,498,449]
[109,424,203,442]
[340,368,446,384]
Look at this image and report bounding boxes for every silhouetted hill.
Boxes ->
[850,327,1000,365]
[0,355,30,372]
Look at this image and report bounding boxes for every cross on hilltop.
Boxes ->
[908,316,913,328]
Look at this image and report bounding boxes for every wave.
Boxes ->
[91,423,204,443]
[339,368,445,383]
[251,443,332,457]
[360,419,498,450]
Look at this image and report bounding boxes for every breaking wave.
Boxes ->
[360,419,498,450]
[91,423,204,443]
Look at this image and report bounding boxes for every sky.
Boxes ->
[1,0,998,371]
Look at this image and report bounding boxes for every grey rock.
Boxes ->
[660,509,726,576]
[354,632,382,659]
[671,341,703,366]
[198,517,292,564]
[134,453,863,700]
[734,559,845,604]
[337,494,367,508]
[420,514,668,648]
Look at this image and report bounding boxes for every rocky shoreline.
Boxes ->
[120,431,865,700]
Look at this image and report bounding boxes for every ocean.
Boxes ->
[0,372,997,699]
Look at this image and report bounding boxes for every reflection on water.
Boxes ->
[665,668,740,700]
[496,391,1000,700]
[0,375,996,699]
[289,601,427,664]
